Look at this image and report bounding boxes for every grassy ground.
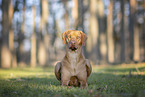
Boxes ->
[0,63,145,97]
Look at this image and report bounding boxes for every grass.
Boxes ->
[0,63,145,97]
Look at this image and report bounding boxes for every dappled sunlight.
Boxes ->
[0,63,145,96]
[92,62,145,76]
[0,67,55,79]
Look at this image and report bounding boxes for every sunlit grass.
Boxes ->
[0,63,145,97]
[0,67,54,79]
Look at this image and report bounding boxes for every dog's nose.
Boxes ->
[71,41,75,45]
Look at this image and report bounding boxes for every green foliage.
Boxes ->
[0,64,145,97]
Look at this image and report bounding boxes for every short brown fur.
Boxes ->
[55,30,92,88]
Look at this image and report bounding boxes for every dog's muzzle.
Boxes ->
[69,41,78,51]
[69,46,78,51]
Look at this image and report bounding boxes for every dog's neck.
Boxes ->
[65,45,84,63]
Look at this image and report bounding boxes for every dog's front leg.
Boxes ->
[61,81,69,86]
[78,71,88,89]
[79,80,87,89]
[61,72,70,86]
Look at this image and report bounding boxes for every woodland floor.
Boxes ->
[0,63,145,97]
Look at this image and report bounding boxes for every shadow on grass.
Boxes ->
[89,72,145,96]
[0,75,61,97]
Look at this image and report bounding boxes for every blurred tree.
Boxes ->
[77,0,84,30]
[124,0,130,62]
[31,5,37,67]
[134,23,140,61]
[0,0,144,68]
[120,0,125,62]
[51,12,57,61]
[62,0,69,30]
[139,4,145,61]
[72,0,78,29]
[107,0,114,63]
[87,0,99,64]
[38,0,49,66]
[98,0,107,63]
[1,0,11,68]
[9,0,14,52]
[144,0,145,59]
[129,0,136,61]
[133,1,141,62]
[9,0,17,67]
[113,1,121,63]
[18,0,25,66]
[143,0,145,60]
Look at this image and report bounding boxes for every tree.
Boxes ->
[9,0,17,67]
[134,23,140,61]
[62,0,69,30]
[30,5,37,67]
[144,0,145,60]
[87,0,99,64]
[129,0,136,61]
[18,0,26,67]
[143,0,145,61]
[98,0,107,63]
[1,0,11,68]
[124,0,130,62]
[120,0,125,62]
[76,0,84,31]
[38,0,49,66]
[133,1,140,61]
[107,0,114,63]
[72,0,78,29]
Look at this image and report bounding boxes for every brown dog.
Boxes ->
[55,30,92,88]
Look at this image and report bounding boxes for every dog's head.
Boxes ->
[62,30,87,51]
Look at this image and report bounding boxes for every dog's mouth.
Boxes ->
[69,46,78,51]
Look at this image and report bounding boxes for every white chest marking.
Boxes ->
[68,52,78,75]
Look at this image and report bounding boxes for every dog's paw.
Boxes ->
[80,81,88,89]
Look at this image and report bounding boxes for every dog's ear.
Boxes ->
[61,32,66,44]
[61,30,70,44]
[80,31,87,46]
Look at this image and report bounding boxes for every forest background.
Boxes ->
[0,0,144,68]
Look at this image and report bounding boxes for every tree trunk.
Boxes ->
[77,0,84,31]
[143,1,145,61]
[1,0,11,68]
[107,0,114,63]
[18,0,26,66]
[87,0,99,64]
[98,0,107,64]
[144,0,145,61]
[72,0,78,29]
[62,0,69,30]
[120,0,125,62]
[134,25,140,61]
[31,6,37,67]
[124,1,130,62]
[9,0,17,68]
[38,0,49,66]
[139,23,145,61]
[129,0,136,61]
[144,22,145,61]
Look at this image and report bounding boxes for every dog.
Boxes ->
[55,30,92,88]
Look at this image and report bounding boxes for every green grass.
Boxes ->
[0,63,145,97]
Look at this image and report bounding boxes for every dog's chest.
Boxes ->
[68,52,81,75]
[69,52,78,65]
